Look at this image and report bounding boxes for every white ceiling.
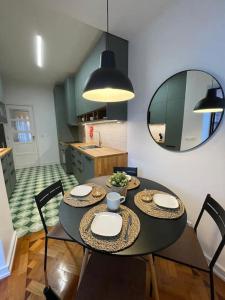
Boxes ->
[40,0,177,40]
[0,0,101,85]
[0,0,177,86]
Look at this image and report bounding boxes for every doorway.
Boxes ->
[6,105,39,169]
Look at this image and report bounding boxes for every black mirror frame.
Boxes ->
[147,69,225,152]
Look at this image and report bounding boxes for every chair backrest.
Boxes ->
[34,180,64,234]
[113,167,138,177]
[195,194,225,268]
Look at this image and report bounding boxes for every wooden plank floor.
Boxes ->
[0,230,224,300]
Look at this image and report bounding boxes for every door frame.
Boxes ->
[5,104,40,168]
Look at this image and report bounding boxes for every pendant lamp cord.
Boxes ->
[106,0,109,50]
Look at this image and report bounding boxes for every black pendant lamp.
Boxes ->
[193,88,224,113]
[82,0,135,102]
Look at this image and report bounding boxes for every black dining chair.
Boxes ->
[154,194,225,300]
[113,166,138,177]
[34,180,75,271]
[43,286,61,300]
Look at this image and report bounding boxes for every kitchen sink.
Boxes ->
[79,145,101,150]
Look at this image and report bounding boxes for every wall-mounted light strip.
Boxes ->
[35,35,43,68]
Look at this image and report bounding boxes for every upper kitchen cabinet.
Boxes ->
[0,102,7,123]
[75,33,128,120]
[53,84,78,141]
[0,76,7,123]
[75,35,106,116]
[0,75,3,101]
[64,76,77,125]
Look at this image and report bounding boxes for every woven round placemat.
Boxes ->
[106,177,140,190]
[134,190,185,219]
[79,204,140,252]
[64,184,106,208]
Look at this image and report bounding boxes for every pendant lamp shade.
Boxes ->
[193,88,224,113]
[82,50,135,102]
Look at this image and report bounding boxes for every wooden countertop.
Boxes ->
[70,143,127,159]
[0,147,12,159]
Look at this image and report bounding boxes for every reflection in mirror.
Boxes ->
[147,70,224,152]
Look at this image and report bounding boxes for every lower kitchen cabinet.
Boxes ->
[70,146,127,184]
[59,142,73,174]
[1,150,16,198]
[71,147,94,184]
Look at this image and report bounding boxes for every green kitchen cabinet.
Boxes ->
[0,76,7,123]
[0,101,7,123]
[149,72,186,151]
[106,34,128,121]
[0,75,3,101]
[74,33,128,120]
[74,35,106,116]
[60,33,129,124]
[71,147,81,182]
[82,154,94,182]
[70,147,94,184]
[1,150,16,198]
[64,77,77,125]
[54,84,78,140]
[164,72,186,150]
[75,149,84,184]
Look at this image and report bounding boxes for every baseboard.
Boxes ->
[0,231,18,280]
[0,265,10,279]
[36,161,60,167]
[7,231,18,273]
[205,253,225,282]
[15,161,60,170]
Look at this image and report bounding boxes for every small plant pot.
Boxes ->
[111,185,127,197]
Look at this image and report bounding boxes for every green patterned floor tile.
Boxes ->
[9,164,78,237]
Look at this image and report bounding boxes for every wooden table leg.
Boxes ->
[145,258,151,297]
[148,255,159,300]
[77,248,90,288]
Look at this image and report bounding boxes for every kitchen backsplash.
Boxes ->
[80,122,127,151]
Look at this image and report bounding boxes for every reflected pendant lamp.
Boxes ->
[82,0,135,102]
[193,88,224,113]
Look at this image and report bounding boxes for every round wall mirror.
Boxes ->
[147,70,224,152]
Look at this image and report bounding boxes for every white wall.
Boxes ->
[4,80,59,167]
[83,122,127,151]
[128,0,225,279]
[0,163,17,279]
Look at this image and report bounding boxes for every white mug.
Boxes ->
[106,192,125,211]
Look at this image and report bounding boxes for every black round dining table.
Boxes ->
[59,176,187,256]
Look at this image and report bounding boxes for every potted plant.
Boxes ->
[109,172,129,195]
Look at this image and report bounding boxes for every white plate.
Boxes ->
[91,212,123,237]
[153,193,179,209]
[70,185,92,197]
[126,175,132,181]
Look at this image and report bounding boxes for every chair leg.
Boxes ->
[210,269,215,300]
[44,237,48,272]
[77,248,91,289]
